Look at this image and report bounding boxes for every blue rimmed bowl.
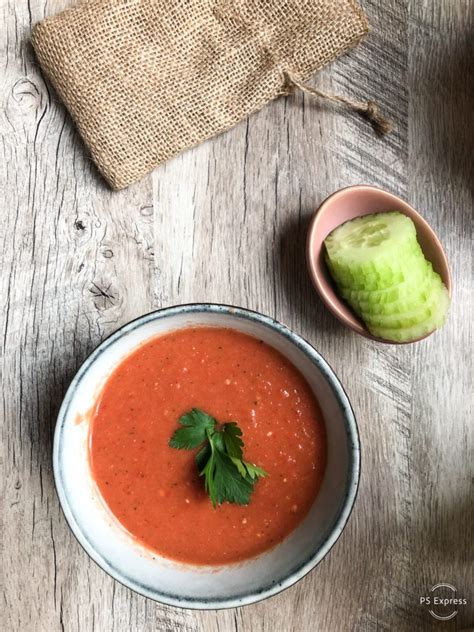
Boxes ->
[54,304,360,609]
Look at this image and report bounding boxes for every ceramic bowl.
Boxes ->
[54,304,360,609]
[306,185,452,343]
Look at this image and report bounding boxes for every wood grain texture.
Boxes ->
[2,0,473,630]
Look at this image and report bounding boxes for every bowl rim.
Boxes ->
[306,184,452,344]
[53,303,360,609]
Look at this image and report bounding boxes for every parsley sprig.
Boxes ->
[169,409,267,507]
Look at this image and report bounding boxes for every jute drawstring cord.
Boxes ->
[286,73,393,137]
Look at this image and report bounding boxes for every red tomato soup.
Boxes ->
[89,327,326,565]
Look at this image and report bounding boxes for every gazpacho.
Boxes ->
[89,327,326,565]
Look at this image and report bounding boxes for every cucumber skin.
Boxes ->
[326,250,428,291]
[326,239,421,278]
[340,261,433,313]
[360,277,446,329]
[366,285,450,342]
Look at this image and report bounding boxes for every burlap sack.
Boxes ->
[32,0,368,190]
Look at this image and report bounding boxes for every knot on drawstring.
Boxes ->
[285,72,394,137]
[357,100,393,137]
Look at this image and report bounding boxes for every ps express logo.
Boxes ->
[420,583,468,621]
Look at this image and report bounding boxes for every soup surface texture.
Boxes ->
[90,327,326,565]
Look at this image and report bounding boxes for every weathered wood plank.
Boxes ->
[408,1,474,629]
[2,1,164,631]
[153,3,414,631]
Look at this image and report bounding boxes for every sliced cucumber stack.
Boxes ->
[324,212,450,342]
[340,259,433,313]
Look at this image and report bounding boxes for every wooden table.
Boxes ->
[3,0,473,630]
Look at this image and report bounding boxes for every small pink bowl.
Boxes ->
[306,185,452,344]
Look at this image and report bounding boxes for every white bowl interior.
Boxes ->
[54,306,359,608]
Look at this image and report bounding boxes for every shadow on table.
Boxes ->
[411,15,473,200]
[35,348,93,487]
[394,491,474,629]
[277,201,352,344]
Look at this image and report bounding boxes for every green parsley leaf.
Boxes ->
[195,442,212,472]
[221,422,244,459]
[200,447,217,506]
[169,408,268,507]
[212,450,253,506]
[168,408,216,449]
[210,429,225,453]
[244,461,268,480]
[230,456,248,478]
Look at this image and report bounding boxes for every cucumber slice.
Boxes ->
[343,261,434,315]
[367,284,450,342]
[326,248,428,292]
[325,212,418,272]
[339,258,431,305]
[360,276,447,329]
[327,239,421,279]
